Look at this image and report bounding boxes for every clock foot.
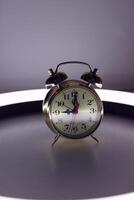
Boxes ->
[51,133,61,147]
[90,134,99,143]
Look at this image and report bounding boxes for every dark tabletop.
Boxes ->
[0,102,134,200]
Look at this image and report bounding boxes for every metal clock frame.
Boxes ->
[42,79,103,146]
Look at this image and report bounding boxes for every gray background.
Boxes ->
[0,0,134,93]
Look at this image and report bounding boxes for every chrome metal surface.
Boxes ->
[42,80,103,141]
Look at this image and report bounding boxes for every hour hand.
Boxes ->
[61,109,72,114]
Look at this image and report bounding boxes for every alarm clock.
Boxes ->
[42,61,103,146]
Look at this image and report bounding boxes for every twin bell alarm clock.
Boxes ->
[42,61,103,146]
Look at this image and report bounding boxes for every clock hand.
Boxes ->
[61,103,74,114]
[72,91,78,106]
[69,113,77,133]
[72,98,80,114]
[63,105,73,110]
[61,109,72,114]
[61,103,79,114]
[72,101,79,114]
[71,91,80,114]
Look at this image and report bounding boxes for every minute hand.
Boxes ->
[72,92,79,114]
[72,102,79,114]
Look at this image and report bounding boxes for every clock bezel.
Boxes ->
[42,80,103,139]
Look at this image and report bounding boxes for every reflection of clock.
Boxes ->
[42,61,103,146]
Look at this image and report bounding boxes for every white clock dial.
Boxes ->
[50,86,102,138]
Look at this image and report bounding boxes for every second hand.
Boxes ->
[69,114,77,134]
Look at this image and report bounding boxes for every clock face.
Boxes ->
[49,86,102,138]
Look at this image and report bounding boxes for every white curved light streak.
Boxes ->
[0,192,134,200]
[0,89,134,107]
